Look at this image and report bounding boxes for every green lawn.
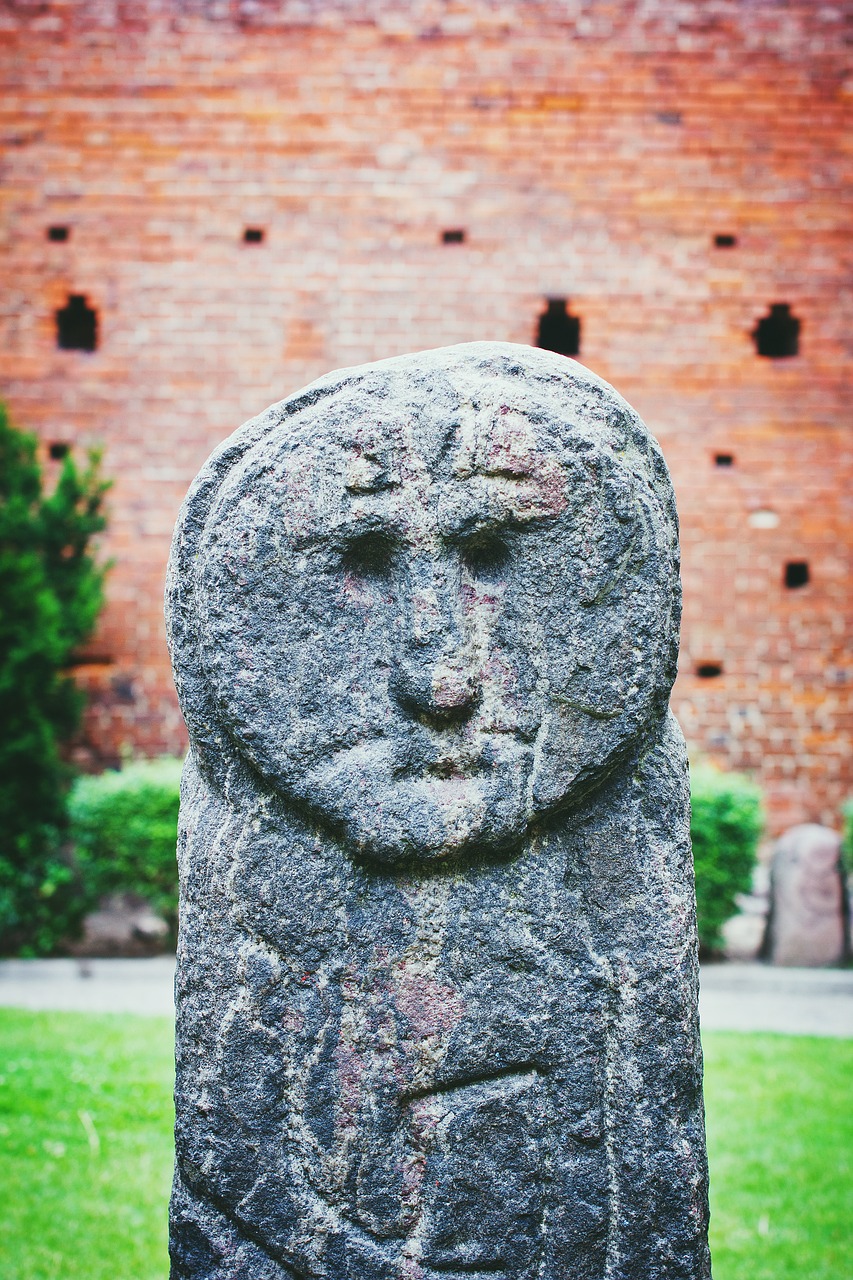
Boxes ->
[0,1012,850,1279]
[0,1011,173,1280]
[704,1032,853,1280]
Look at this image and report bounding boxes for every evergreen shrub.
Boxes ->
[0,406,108,955]
[690,763,763,954]
[842,800,853,875]
[69,757,184,937]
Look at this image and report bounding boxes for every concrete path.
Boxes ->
[698,962,853,1038]
[0,957,176,1017]
[0,957,851,1037]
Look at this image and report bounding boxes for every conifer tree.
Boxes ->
[0,406,109,954]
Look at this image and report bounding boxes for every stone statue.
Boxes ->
[764,824,848,967]
[165,343,711,1280]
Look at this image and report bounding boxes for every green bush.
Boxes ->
[841,799,853,876]
[0,406,109,955]
[691,763,763,954]
[69,757,184,935]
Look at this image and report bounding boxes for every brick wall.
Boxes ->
[2,0,851,833]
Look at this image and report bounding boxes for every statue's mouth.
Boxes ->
[388,720,538,782]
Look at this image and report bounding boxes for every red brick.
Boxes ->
[1,1,850,833]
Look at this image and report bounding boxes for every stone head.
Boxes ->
[166,343,680,866]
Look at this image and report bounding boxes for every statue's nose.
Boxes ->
[391,571,481,726]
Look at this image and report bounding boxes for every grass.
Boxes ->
[0,1013,850,1279]
[0,1010,173,1280]
[704,1032,853,1280]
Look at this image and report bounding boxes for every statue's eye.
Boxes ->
[341,530,397,580]
[458,528,512,580]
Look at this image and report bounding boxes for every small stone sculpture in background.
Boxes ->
[165,343,711,1279]
[764,824,848,967]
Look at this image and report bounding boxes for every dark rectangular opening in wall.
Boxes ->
[49,442,70,460]
[111,675,136,704]
[56,294,97,352]
[243,227,264,244]
[714,234,736,248]
[48,225,69,242]
[696,662,723,679]
[784,561,809,589]
[68,652,115,667]
[441,229,465,244]
[537,298,581,358]
[753,303,800,358]
[714,454,734,467]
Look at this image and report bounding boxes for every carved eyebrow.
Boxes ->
[331,512,404,544]
[286,512,403,556]
[446,515,513,541]
[442,508,556,542]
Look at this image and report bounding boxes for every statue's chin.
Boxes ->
[296,770,534,869]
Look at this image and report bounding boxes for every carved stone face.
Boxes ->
[189,351,678,865]
[168,350,706,1280]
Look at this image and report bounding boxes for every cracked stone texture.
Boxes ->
[165,343,711,1280]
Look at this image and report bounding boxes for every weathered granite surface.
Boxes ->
[165,343,711,1280]
[764,824,848,967]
